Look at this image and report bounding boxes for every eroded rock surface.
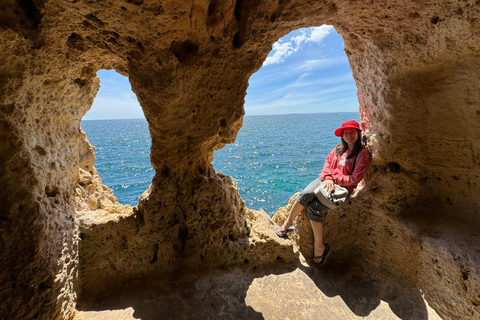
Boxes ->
[1,0,480,319]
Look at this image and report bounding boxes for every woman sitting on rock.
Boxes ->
[275,120,370,267]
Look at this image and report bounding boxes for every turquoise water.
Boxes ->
[81,119,154,206]
[81,112,359,215]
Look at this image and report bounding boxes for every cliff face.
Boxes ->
[1,0,479,319]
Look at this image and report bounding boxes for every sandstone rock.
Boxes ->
[245,268,443,320]
[1,0,480,319]
[74,308,139,320]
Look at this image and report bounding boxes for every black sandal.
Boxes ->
[275,226,295,238]
[312,243,330,267]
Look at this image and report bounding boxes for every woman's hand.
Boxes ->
[323,179,335,193]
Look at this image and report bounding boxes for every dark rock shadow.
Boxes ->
[76,263,297,320]
[302,255,431,320]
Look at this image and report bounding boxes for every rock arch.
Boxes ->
[1,1,479,319]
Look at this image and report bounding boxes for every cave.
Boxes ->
[1,1,479,319]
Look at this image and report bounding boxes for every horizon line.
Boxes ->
[82,110,360,121]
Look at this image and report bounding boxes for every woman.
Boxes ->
[275,120,370,267]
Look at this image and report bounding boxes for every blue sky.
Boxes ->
[83,25,358,120]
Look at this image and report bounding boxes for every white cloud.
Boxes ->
[263,25,334,66]
[249,56,346,90]
[245,93,359,114]
[280,73,355,90]
[310,26,332,42]
[246,83,357,113]
[296,57,345,71]
[263,41,295,65]
[248,73,354,101]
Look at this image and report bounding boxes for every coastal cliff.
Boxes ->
[1,0,479,319]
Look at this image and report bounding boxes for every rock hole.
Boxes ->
[16,0,41,29]
[234,0,243,21]
[388,162,400,172]
[37,282,50,292]
[219,118,227,127]
[81,70,154,206]
[151,243,159,263]
[45,186,60,198]
[74,78,88,87]
[232,31,244,48]
[213,26,360,215]
[161,165,171,177]
[82,20,92,28]
[66,33,84,50]
[127,0,144,5]
[430,16,440,24]
[208,1,217,16]
[84,13,104,25]
[34,145,46,156]
[177,227,189,254]
[170,40,198,62]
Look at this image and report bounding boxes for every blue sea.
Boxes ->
[81,112,359,216]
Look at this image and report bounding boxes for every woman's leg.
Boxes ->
[310,219,326,263]
[276,200,305,236]
[277,178,322,236]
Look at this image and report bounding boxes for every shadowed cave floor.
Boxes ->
[75,255,442,320]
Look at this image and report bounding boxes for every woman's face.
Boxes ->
[342,129,359,147]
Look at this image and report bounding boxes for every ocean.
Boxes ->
[81,112,360,216]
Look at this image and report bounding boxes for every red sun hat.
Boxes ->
[334,120,362,137]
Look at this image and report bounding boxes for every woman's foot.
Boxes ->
[312,243,330,267]
[275,225,295,238]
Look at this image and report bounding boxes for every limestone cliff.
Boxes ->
[1,0,479,319]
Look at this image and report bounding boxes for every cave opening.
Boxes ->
[80,69,154,207]
[213,25,360,216]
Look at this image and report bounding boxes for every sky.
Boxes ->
[83,25,358,120]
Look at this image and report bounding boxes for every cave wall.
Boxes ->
[0,41,92,320]
[1,0,480,319]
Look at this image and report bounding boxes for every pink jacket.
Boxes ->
[320,147,370,190]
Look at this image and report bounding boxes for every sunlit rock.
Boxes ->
[1,0,479,319]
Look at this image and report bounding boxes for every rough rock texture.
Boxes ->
[74,264,443,320]
[75,137,133,220]
[1,0,480,319]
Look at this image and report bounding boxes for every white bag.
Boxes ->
[314,152,359,209]
[314,181,350,209]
